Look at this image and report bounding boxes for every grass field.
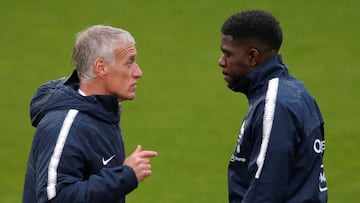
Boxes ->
[0,0,359,202]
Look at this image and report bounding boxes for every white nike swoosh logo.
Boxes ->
[319,185,328,192]
[102,155,116,165]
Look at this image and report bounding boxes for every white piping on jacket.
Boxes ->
[47,109,79,200]
[255,78,279,179]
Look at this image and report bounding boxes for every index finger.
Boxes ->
[138,150,158,158]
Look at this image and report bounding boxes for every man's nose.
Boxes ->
[218,55,226,68]
[134,64,143,78]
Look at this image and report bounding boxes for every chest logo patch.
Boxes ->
[102,155,116,166]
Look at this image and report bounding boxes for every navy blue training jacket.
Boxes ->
[23,71,138,203]
[228,55,328,203]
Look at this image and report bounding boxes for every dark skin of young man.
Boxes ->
[219,35,277,87]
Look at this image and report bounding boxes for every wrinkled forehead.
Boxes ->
[114,43,137,57]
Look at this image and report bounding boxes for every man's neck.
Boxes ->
[79,78,106,96]
[78,88,86,96]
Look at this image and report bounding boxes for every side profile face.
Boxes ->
[218,35,254,89]
[103,43,142,101]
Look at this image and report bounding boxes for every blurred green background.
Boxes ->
[1,0,359,202]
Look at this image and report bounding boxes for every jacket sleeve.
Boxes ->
[242,103,298,203]
[35,113,138,203]
[51,165,138,203]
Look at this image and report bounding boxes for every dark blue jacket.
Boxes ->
[228,55,327,203]
[23,71,138,203]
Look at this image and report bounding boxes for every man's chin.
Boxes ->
[126,94,136,101]
[227,78,250,93]
[117,94,136,102]
[227,83,239,92]
[226,81,237,90]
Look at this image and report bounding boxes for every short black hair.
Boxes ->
[221,10,283,51]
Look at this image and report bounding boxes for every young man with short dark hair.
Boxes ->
[219,10,328,203]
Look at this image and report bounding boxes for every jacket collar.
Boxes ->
[232,55,289,98]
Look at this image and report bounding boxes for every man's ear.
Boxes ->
[93,58,107,79]
[247,48,261,67]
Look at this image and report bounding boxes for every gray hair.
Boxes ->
[72,25,135,81]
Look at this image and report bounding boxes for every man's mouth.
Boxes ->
[223,72,231,82]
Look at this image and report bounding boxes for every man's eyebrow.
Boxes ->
[128,53,137,58]
[220,47,231,54]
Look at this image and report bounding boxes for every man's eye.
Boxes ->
[223,53,230,58]
[221,51,231,57]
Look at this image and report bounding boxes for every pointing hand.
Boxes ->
[123,145,158,183]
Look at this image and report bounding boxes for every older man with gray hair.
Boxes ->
[23,25,157,203]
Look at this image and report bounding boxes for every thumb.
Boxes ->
[134,145,142,153]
